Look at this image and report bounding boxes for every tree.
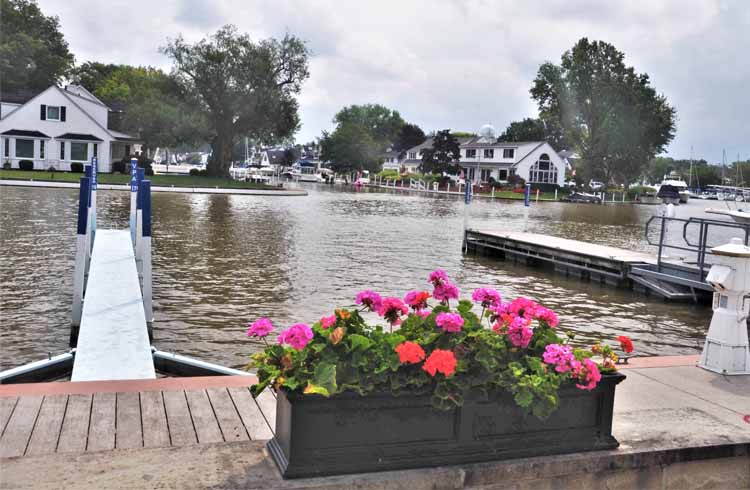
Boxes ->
[497,117,569,148]
[67,61,122,93]
[163,25,310,177]
[0,0,74,92]
[394,123,426,159]
[281,147,299,166]
[421,130,460,174]
[320,104,404,173]
[530,38,676,186]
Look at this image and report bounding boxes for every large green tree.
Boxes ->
[67,61,122,93]
[0,0,74,92]
[498,117,568,149]
[320,104,404,173]
[421,130,460,174]
[531,38,676,186]
[394,123,426,159]
[163,25,310,176]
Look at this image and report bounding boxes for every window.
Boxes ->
[408,151,417,159]
[15,139,34,158]
[70,142,88,161]
[483,149,494,159]
[46,106,61,121]
[528,153,558,184]
[93,143,98,158]
[3,138,8,158]
[499,169,508,181]
[40,140,45,159]
[465,149,476,158]
[480,169,492,182]
[503,148,514,159]
[60,141,65,160]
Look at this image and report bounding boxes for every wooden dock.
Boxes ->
[71,229,155,382]
[0,376,274,459]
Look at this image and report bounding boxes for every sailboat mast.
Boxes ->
[689,145,693,188]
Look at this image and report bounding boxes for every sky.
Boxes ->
[39,0,750,162]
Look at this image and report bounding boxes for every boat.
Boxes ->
[656,172,689,203]
[656,184,681,205]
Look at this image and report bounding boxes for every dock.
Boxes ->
[0,356,748,489]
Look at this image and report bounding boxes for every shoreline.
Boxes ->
[0,179,308,196]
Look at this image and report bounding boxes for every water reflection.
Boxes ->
[0,184,718,370]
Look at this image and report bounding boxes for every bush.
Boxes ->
[145,167,154,176]
[199,169,208,176]
[3,161,11,170]
[70,162,84,173]
[47,166,57,172]
[189,168,200,176]
[112,160,126,174]
[19,160,33,171]
[507,174,526,188]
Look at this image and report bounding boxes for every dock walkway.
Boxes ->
[71,229,155,382]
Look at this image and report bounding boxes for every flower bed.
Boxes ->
[247,270,630,478]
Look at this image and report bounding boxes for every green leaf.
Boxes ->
[349,334,373,351]
[303,382,330,396]
[312,362,337,395]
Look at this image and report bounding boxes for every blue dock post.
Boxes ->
[141,181,153,326]
[523,183,531,231]
[90,157,98,239]
[129,159,138,243]
[135,168,145,275]
[71,176,91,332]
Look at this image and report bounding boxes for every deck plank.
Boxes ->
[86,392,116,452]
[0,396,18,438]
[227,387,273,440]
[184,390,223,444]
[162,390,197,447]
[140,391,170,448]
[255,388,277,433]
[115,392,142,449]
[0,395,43,458]
[57,394,92,453]
[206,388,249,442]
[25,395,67,456]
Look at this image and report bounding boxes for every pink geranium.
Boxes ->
[277,323,313,351]
[542,344,577,373]
[507,297,540,320]
[355,290,383,312]
[574,358,601,391]
[319,315,336,329]
[404,290,430,311]
[428,269,449,286]
[471,288,502,308]
[435,312,464,333]
[507,322,533,348]
[247,318,274,338]
[377,297,409,326]
[433,282,459,303]
[534,306,559,328]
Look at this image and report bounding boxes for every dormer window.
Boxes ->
[503,148,514,159]
[46,106,61,121]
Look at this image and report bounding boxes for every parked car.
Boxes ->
[589,180,605,191]
[561,192,602,204]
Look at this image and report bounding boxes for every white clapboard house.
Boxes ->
[0,85,139,173]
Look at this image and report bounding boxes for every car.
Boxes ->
[589,180,605,191]
[562,192,602,204]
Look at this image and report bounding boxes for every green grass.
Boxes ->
[0,169,278,190]
[476,190,559,201]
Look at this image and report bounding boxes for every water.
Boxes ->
[1,184,728,371]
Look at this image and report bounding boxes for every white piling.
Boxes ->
[535,188,540,202]
[141,181,153,325]
[554,188,558,200]
[71,176,91,328]
[491,187,495,199]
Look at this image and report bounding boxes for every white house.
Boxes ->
[381,149,401,171]
[0,85,139,173]
[457,125,566,187]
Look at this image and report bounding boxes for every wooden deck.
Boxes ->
[0,377,275,459]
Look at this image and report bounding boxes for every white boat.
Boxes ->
[656,172,689,203]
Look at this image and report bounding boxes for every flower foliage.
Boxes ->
[248,270,626,419]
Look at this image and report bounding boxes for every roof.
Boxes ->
[0,89,42,105]
[383,150,399,158]
[109,129,139,141]
[56,133,103,142]
[1,129,49,138]
[461,138,541,149]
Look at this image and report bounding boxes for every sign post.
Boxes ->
[129,158,138,243]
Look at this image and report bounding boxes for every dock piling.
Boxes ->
[141,181,153,327]
[129,158,138,243]
[71,176,91,336]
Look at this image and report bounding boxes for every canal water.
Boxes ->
[0,184,725,370]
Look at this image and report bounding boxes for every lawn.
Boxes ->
[0,169,278,190]
[476,190,559,201]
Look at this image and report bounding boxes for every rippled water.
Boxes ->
[1,184,728,370]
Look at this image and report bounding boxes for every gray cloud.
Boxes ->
[39,0,749,161]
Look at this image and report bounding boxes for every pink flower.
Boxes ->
[355,290,383,312]
[404,290,430,311]
[377,297,409,326]
[507,323,533,348]
[247,318,274,338]
[471,288,502,308]
[435,312,464,333]
[428,269,450,286]
[534,306,559,328]
[319,315,336,329]
[433,282,459,303]
[417,309,431,319]
[277,323,313,351]
[542,344,576,373]
[507,297,540,320]
[574,358,602,391]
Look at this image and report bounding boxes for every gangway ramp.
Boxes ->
[71,229,155,381]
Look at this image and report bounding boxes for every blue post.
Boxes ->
[129,159,138,242]
[72,177,91,328]
[141,181,151,238]
[464,176,472,204]
[90,157,98,238]
[141,180,153,324]
[76,177,90,235]
[524,183,531,207]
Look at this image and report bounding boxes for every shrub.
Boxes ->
[145,167,154,176]
[19,160,34,171]
[3,161,11,170]
[111,160,126,174]
[47,166,57,172]
[70,162,84,173]
[189,168,200,176]
[507,174,526,188]
[199,169,208,176]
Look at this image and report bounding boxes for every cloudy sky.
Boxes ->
[39,0,749,162]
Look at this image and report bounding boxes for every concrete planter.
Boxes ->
[267,372,626,478]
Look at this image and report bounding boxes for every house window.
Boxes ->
[60,141,65,160]
[480,169,492,182]
[46,106,61,121]
[3,138,8,158]
[503,149,514,159]
[70,142,89,161]
[15,139,34,158]
[408,151,417,159]
[465,149,476,158]
[528,153,558,184]
[499,169,508,181]
[93,143,98,158]
[483,149,494,159]
[40,140,45,159]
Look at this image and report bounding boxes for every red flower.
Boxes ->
[422,349,457,377]
[395,341,425,364]
[617,335,634,353]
